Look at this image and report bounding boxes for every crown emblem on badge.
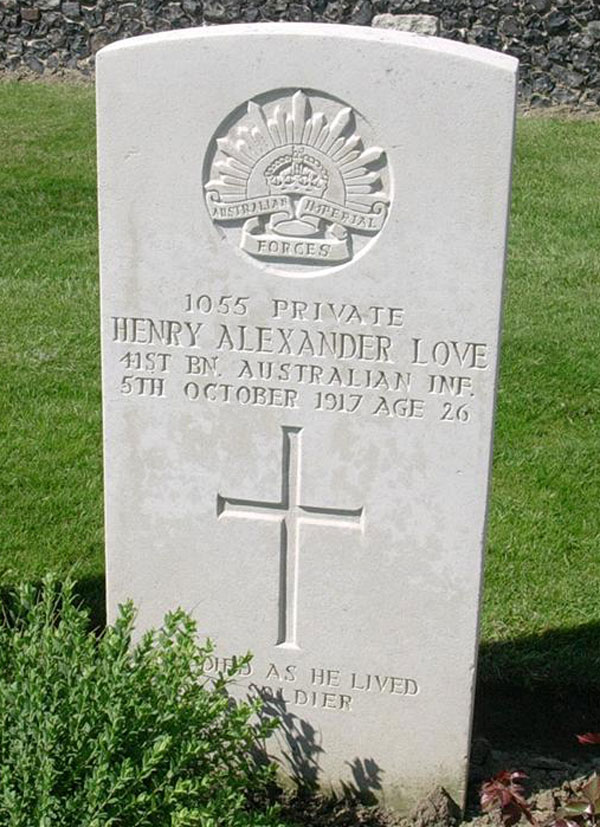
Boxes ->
[264,149,329,198]
[204,90,390,271]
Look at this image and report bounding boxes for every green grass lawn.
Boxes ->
[0,83,103,615]
[0,82,599,686]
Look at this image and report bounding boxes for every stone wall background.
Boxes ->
[1,0,600,107]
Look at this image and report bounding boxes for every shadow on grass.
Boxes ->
[479,622,600,686]
[74,574,106,632]
[475,621,600,755]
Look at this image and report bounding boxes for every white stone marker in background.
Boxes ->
[97,24,517,812]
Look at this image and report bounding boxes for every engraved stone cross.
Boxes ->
[217,425,364,650]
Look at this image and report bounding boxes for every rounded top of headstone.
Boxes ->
[95,22,519,75]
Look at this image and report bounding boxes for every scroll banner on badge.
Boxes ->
[297,196,388,232]
[205,192,293,222]
[240,218,350,263]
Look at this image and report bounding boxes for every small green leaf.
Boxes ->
[563,799,590,816]
[583,774,600,807]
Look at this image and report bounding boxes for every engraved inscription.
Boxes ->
[204,90,390,273]
[203,656,420,714]
[109,293,492,423]
[217,426,364,649]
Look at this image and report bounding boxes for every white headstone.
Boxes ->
[97,24,517,812]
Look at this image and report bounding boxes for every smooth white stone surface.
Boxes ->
[97,23,517,812]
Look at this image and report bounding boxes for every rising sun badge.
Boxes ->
[203,89,390,272]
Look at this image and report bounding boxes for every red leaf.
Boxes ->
[576,732,600,745]
[480,770,534,825]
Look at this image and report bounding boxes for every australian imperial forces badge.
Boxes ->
[204,90,390,271]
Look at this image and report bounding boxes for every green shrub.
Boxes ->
[0,575,283,827]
